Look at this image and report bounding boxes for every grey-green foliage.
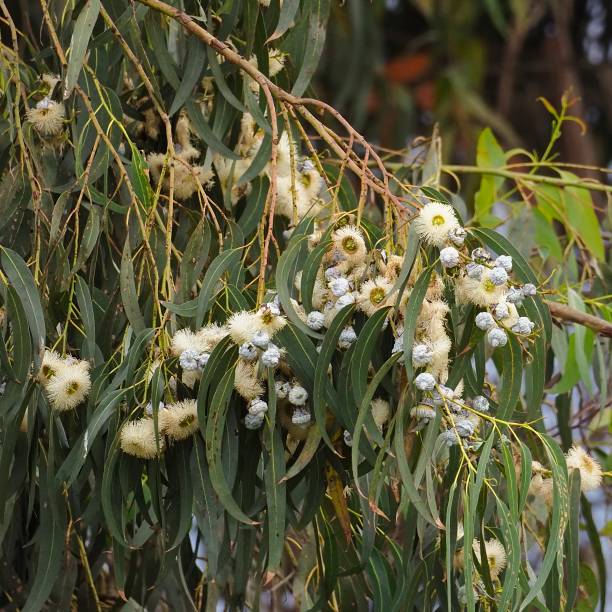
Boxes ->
[0,1,608,611]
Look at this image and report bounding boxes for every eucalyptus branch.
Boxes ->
[546,300,612,338]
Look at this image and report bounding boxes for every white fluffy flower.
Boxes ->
[329,276,350,297]
[234,361,264,400]
[268,48,286,77]
[171,328,205,356]
[261,344,281,368]
[486,327,508,348]
[357,277,393,316]
[248,398,268,415]
[163,400,199,440]
[415,372,436,391]
[46,362,91,411]
[456,273,506,307]
[512,316,535,335]
[371,398,390,430]
[306,310,325,330]
[288,384,308,406]
[343,430,353,447]
[475,312,496,331]
[439,246,460,269]
[256,304,287,337]
[480,539,507,578]
[336,292,356,309]
[228,311,262,345]
[27,97,65,136]
[412,343,433,367]
[495,255,513,272]
[414,202,461,247]
[338,326,357,349]
[332,225,367,263]
[196,323,229,351]
[120,418,165,458]
[565,445,603,492]
[38,349,65,385]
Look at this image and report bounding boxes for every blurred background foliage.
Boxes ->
[0,0,610,610]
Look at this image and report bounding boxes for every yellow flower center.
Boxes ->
[261,311,273,324]
[179,414,195,428]
[483,279,496,293]
[42,365,55,379]
[342,236,357,254]
[66,381,79,395]
[370,287,386,305]
[431,214,446,226]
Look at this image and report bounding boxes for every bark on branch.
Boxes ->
[546,300,612,338]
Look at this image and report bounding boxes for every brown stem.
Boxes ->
[546,300,612,338]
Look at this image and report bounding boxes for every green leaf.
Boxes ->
[169,36,205,116]
[559,172,605,261]
[205,365,255,525]
[474,127,505,224]
[497,334,522,420]
[403,266,434,380]
[520,435,568,610]
[300,239,331,314]
[238,175,269,235]
[350,307,390,406]
[264,370,286,571]
[74,275,97,362]
[267,0,301,41]
[565,469,581,612]
[185,101,241,160]
[351,352,401,498]
[56,389,126,486]
[22,467,67,612]
[1,247,46,361]
[276,227,321,339]
[206,45,247,113]
[313,304,354,451]
[496,495,522,612]
[120,238,146,333]
[291,0,331,96]
[5,286,31,382]
[65,0,101,96]
[196,248,242,327]
[280,425,321,482]
[71,205,100,274]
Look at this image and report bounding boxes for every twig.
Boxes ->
[546,300,612,338]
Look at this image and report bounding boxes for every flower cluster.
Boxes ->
[529,445,603,503]
[38,350,91,412]
[119,399,199,459]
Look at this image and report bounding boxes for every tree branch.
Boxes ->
[546,300,612,338]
